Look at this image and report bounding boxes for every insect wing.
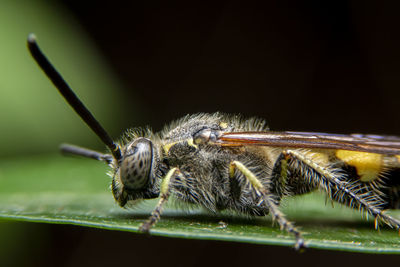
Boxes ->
[217,131,400,155]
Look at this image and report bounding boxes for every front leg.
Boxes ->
[139,167,180,232]
[229,161,306,250]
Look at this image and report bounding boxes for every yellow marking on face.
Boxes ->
[219,122,228,129]
[163,138,198,155]
[187,138,198,149]
[396,155,400,163]
[162,141,178,155]
[335,150,382,182]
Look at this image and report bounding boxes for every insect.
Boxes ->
[27,34,400,250]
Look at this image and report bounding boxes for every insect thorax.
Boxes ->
[155,113,281,214]
[112,113,277,212]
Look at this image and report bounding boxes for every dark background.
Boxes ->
[62,0,400,135]
[11,1,400,266]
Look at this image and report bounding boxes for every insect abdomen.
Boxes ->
[335,150,400,209]
[336,150,383,182]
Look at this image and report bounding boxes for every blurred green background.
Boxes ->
[0,0,131,157]
[2,0,400,266]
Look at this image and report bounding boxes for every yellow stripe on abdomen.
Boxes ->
[335,150,383,182]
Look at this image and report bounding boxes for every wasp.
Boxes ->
[27,34,400,250]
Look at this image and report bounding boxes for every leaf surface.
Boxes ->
[0,155,399,253]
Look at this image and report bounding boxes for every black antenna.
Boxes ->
[27,34,122,162]
[60,144,113,164]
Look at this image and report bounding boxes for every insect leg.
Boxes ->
[139,167,180,232]
[229,161,305,250]
[283,150,400,230]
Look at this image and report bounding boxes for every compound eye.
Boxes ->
[120,138,153,190]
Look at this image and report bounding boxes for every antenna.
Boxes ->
[27,34,122,162]
[60,144,113,164]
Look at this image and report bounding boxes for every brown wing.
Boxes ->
[216,131,400,155]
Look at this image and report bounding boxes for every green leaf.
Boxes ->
[0,155,399,254]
